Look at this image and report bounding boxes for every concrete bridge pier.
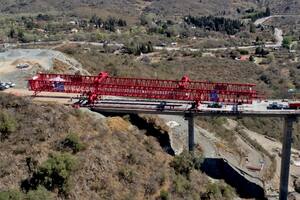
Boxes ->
[185,113,195,152]
[279,115,297,200]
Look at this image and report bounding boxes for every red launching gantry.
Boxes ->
[28,72,259,106]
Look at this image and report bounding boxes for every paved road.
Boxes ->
[158,114,217,157]
[241,127,300,194]
[3,15,295,53]
[158,114,266,191]
[254,15,300,26]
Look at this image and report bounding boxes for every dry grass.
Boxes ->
[51,58,71,73]
[106,117,133,133]
[0,93,217,199]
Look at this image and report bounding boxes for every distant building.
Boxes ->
[36,28,46,33]
[239,55,250,61]
[71,28,79,33]
[69,21,77,25]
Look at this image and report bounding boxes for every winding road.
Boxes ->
[2,15,291,53]
[156,15,287,52]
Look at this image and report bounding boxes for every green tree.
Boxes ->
[230,50,241,59]
[255,46,268,56]
[90,14,98,24]
[282,36,292,49]
[8,28,17,38]
[255,46,263,55]
[22,153,78,195]
[37,153,77,194]
[249,23,256,33]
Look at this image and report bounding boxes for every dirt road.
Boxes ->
[2,88,78,105]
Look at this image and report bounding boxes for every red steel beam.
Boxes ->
[28,72,259,104]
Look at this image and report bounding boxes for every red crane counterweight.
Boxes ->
[28,72,259,105]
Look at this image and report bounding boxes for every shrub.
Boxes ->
[173,174,191,195]
[118,166,135,183]
[0,190,23,200]
[58,133,86,154]
[26,186,53,200]
[201,183,235,200]
[0,187,53,200]
[170,150,194,178]
[0,158,13,178]
[170,150,203,178]
[0,111,17,140]
[37,153,77,194]
[144,176,159,195]
[159,190,169,200]
[144,140,155,155]
[205,183,222,198]
[22,153,78,195]
[192,153,204,170]
[294,178,300,193]
[238,49,249,55]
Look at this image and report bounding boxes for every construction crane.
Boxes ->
[28,72,259,106]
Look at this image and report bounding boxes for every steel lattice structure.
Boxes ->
[28,72,259,104]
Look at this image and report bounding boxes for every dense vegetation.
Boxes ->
[243,7,271,21]
[89,15,127,32]
[184,16,243,35]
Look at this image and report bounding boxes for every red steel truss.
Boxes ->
[28,72,259,104]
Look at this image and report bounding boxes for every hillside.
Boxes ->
[0,0,300,198]
[0,0,299,20]
[55,44,300,149]
[0,93,237,200]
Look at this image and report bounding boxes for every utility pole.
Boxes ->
[185,113,195,152]
[279,115,297,200]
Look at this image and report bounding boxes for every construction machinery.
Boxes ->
[28,72,259,107]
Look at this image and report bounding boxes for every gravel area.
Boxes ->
[0,48,89,89]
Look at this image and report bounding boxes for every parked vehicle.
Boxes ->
[267,102,283,110]
[232,104,239,113]
[288,102,300,110]
[16,63,29,69]
[157,101,167,111]
[0,81,16,90]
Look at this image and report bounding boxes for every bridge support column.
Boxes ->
[279,115,297,200]
[185,113,195,152]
